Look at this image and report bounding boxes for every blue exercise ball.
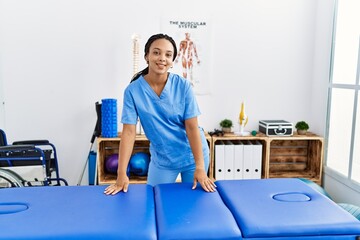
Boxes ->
[129,152,150,176]
[105,154,130,176]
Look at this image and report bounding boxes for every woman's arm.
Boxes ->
[185,117,216,192]
[104,124,136,195]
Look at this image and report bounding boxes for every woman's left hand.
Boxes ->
[192,168,216,192]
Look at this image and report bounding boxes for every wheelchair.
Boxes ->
[0,129,68,188]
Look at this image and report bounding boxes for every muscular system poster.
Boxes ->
[162,18,212,95]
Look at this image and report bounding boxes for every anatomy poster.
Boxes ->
[162,18,212,95]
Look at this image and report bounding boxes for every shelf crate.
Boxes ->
[210,133,268,180]
[268,136,323,184]
[97,135,150,185]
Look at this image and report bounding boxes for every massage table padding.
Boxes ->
[154,183,242,240]
[216,178,360,239]
[0,184,156,240]
[1,178,360,240]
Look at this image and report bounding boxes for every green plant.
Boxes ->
[295,121,309,131]
[220,119,233,128]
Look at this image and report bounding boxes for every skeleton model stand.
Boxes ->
[132,34,144,135]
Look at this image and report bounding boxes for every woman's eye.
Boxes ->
[166,53,173,58]
[153,51,160,55]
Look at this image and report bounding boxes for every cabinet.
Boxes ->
[265,132,324,184]
[211,133,268,180]
[97,134,149,185]
[210,132,324,184]
[97,132,324,185]
[96,133,212,185]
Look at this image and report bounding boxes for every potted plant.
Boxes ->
[295,121,309,135]
[220,119,233,133]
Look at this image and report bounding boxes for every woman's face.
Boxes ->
[146,38,174,75]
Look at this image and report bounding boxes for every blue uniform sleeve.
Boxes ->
[183,80,201,120]
[121,86,138,125]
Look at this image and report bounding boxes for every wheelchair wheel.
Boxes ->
[0,169,24,188]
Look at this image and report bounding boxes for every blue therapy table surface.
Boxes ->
[216,179,360,239]
[1,178,360,240]
[154,182,241,239]
[0,184,156,240]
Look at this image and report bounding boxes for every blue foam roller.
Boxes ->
[101,98,118,138]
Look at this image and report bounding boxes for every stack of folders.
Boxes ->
[215,140,262,180]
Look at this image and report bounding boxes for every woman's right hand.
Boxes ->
[104,174,130,195]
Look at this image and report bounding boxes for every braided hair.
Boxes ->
[130,33,177,83]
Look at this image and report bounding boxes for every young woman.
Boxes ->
[104,33,215,195]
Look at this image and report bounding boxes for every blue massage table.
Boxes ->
[1,178,360,239]
[0,184,156,240]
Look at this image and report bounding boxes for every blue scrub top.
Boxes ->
[121,73,208,169]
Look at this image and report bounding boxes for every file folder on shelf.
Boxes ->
[242,140,253,179]
[215,141,225,180]
[233,140,244,180]
[224,141,235,180]
[251,140,262,179]
[214,139,263,180]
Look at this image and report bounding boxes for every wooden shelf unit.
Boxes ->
[210,132,324,184]
[210,133,268,180]
[265,132,324,184]
[97,133,212,185]
[97,134,149,185]
[97,132,324,185]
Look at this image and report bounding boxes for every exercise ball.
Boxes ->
[105,154,119,173]
[105,154,130,176]
[129,152,150,176]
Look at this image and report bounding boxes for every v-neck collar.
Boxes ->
[141,73,171,100]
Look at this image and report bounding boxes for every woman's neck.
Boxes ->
[144,72,169,96]
[145,72,169,85]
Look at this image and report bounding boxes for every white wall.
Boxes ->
[0,1,5,128]
[311,0,360,206]
[0,0,337,188]
[310,0,334,132]
[202,0,315,130]
[0,62,4,129]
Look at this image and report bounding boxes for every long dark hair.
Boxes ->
[130,33,177,83]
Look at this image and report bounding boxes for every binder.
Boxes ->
[251,140,262,179]
[242,140,253,179]
[224,140,235,180]
[215,140,225,180]
[233,140,244,179]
